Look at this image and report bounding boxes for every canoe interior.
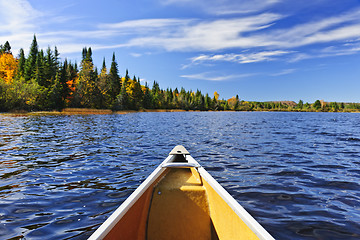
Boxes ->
[103,167,260,240]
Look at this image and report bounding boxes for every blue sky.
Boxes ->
[1,0,360,102]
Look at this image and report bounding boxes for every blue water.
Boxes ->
[0,112,359,239]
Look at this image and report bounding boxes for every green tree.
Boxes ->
[98,58,111,108]
[17,48,26,78]
[114,77,129,110]
[329,102,339,112]
[47,72,64,110]
[24,35,39,81]
[35,49,46,86]
[143,82,153,109]
[43,47,58,85]
[74,47,99,108]
[3,41,11,54]
[108,53,121,103]
[313,100,321,110]
[297,99,303,109]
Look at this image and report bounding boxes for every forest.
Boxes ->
[1,36,360,113]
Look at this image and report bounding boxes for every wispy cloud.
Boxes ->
[94,8,360,54]
[180,72,255,81]
[289,42,360,62]
[270,68,296,76]
[122,13,282,51]
[160,0,281,15]
[259,8,360,48]
[2,0,360,65]
[189,51,292,66]
[0,0,42,32]
[0,0,42,51]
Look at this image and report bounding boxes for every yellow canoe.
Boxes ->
[89,145,274,240]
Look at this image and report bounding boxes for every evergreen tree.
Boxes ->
[86,47,92,62]
[48,72,64,110]
[108,53,121,103]
[17,48,26,78]
[114,78,129,110]
[234,95,240,110]
[3,41,11,54]
[35,49,46,86]
[82,47,87,60]
[59,59,71,104]
[101,58,106,72]
[152,81,161,109]
[75,47,98,107]
[24,35,39,81]
[54,46,60,68]
[143,82,153,109]
[132,75,143,109]
[98,58,111,108]
[44,47,58,84]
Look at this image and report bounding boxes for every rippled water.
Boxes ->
[0,112,359,239]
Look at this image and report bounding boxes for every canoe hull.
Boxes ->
[89,146,274,240]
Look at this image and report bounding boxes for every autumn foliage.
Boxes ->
[0,53,17,84]
[1,36,360,112]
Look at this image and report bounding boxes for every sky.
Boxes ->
[1,0,360,103]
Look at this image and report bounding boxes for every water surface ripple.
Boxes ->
[0,112,359,239]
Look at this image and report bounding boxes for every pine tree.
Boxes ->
[3,41,11,54]
[48,72,64,110]
[114,79,129,110]
[59,59,70,104]
[108,53,121,103]
[44,46,58,83]
[86,47,92,62]
[24,35,39,81]
[35,49,46,86]
[132,75,143,109]
[75,47,98,107]
[82,48,87,60]
[143,82,153,109]
[101,58,106,73]
[17,48,26,78]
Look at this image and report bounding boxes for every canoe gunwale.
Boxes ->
[89,149,274,240]
[88,155,173,240]
[187,155,274,240]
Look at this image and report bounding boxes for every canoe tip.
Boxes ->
[169,145,190,155]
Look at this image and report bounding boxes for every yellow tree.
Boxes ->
[214,91,219,101]
[0,53,17,84]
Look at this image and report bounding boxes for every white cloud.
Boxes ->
[259,8,360,48]
[288,41,360,62]
[160,0,281,15]
[189,51,291,66]
[270,68,296,76]
[0,0,43,52]
[180,72,255,81]
[99,18,192,30]
[121,13,282,51]
[0,0,42,32]
[2,0,360,65]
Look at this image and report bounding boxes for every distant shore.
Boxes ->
[1,107,360,116]
[0,108,189,116]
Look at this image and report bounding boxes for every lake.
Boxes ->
[0,112,359,239]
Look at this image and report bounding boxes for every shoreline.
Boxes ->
[1,108,359,116]
[0,108,189,116]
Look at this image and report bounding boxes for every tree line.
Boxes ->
[1,36,360,112]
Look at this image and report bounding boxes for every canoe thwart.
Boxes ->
[161,162,200,168]
[169,145,190,155]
